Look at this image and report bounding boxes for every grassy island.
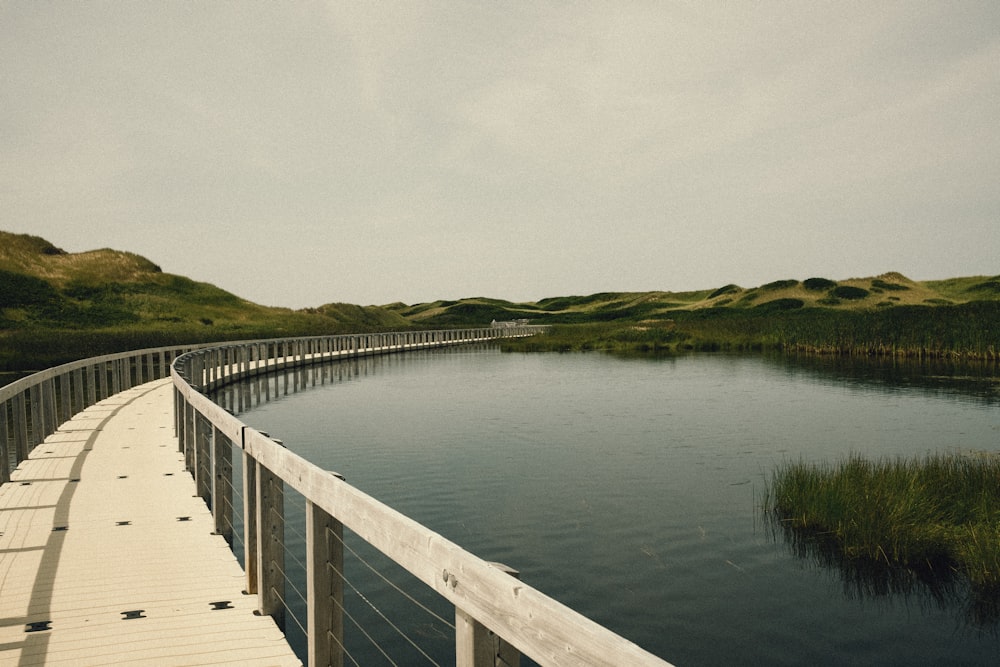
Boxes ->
[764,453,1000,597]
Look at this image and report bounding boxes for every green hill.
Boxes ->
[0,231,408,370]
[2,230,996,369]
[385,272,999,360]
[387,271,1000,327]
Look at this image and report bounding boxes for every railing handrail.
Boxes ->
[0,341,214,482]
[0,327,673,666]
[171,328,672,667]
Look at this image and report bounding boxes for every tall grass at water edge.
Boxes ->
[500,302,999,359]
[764,453,1000,592]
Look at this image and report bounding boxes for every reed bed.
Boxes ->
[764,453,1000,590]
[499,302,1000,360]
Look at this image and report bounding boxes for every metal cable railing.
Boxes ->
[172,328,672,667]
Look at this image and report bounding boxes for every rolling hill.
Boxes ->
[386,272,1000,327]
[1,229,996,367]
[0,231,408,369]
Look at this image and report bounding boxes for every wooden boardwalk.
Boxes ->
[0,379,300,666]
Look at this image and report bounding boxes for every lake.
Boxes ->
[215,347,999,666]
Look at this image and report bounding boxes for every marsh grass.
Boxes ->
[499,322,684,354]
[499,302,1000,360]
[764,453,1000,620]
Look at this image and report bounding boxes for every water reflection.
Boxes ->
[763,352,1000,406]
[209,348,999,665]
[213,345,498,417]
[768,518,1000,633]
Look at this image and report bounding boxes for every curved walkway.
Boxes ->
[0,379,299,666]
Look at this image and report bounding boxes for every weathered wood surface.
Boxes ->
[0,379,300,666]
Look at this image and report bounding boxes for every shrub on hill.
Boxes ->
[0,270,61,308]
[831,285,870,300]
[804,277,837,291]
[709,284,740,299]
[871,279,910,292]
[761,279,799,291]
[755,298,805,311]
[968,279,1000,294]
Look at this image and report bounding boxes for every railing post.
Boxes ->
[213,426,233,547]
[13,391,28,463]
[28,384,41,448]
[58,374,72,423]
[183,401,195,470]
[0,401,10,484]
[456,608,494,667]
[72,368,85,413]
[194,414,211,504]
[307,497,344,667]
[256,461,285,630]
[85,364,97,407]
[456,563,522,667]
[42,378,57,439]
[243,449,258,595]
[98,360,109,401]
[173,389,182,439]
[110,359,121,395]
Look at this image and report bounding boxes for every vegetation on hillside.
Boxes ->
[498,301,999,360]
[390,272,999,360]
[2,230,997,368]
[0,231,409,370]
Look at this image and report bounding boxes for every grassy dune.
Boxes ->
[0,231,409,370]
[2,229,997,368]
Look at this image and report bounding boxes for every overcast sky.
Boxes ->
[3,2,998,308]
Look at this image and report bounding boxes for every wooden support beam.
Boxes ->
[456,563,522,667]
[195,414,211,503]
[242,448,258,595]
[213,426,233,547]
[256,461,285,630]
[307,496,344,667]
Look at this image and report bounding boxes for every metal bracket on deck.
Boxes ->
[121,610,146,620]
[25,621,51,632]
[210,601,234,610]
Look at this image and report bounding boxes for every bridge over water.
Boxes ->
[1,329,673,666]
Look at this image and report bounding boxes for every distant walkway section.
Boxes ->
[0,378,299,666]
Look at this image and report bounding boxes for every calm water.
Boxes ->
[219,348,1000,666]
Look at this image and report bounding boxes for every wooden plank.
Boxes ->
[0,379,300,667]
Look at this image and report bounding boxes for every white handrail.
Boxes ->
[170,328,673,667]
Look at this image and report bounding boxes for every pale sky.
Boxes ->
[3,2,998,308]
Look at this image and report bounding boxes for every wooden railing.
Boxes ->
[0,343,210,483]
[171,328,674,667]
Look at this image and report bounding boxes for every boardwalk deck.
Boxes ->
[0,378,300,666]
